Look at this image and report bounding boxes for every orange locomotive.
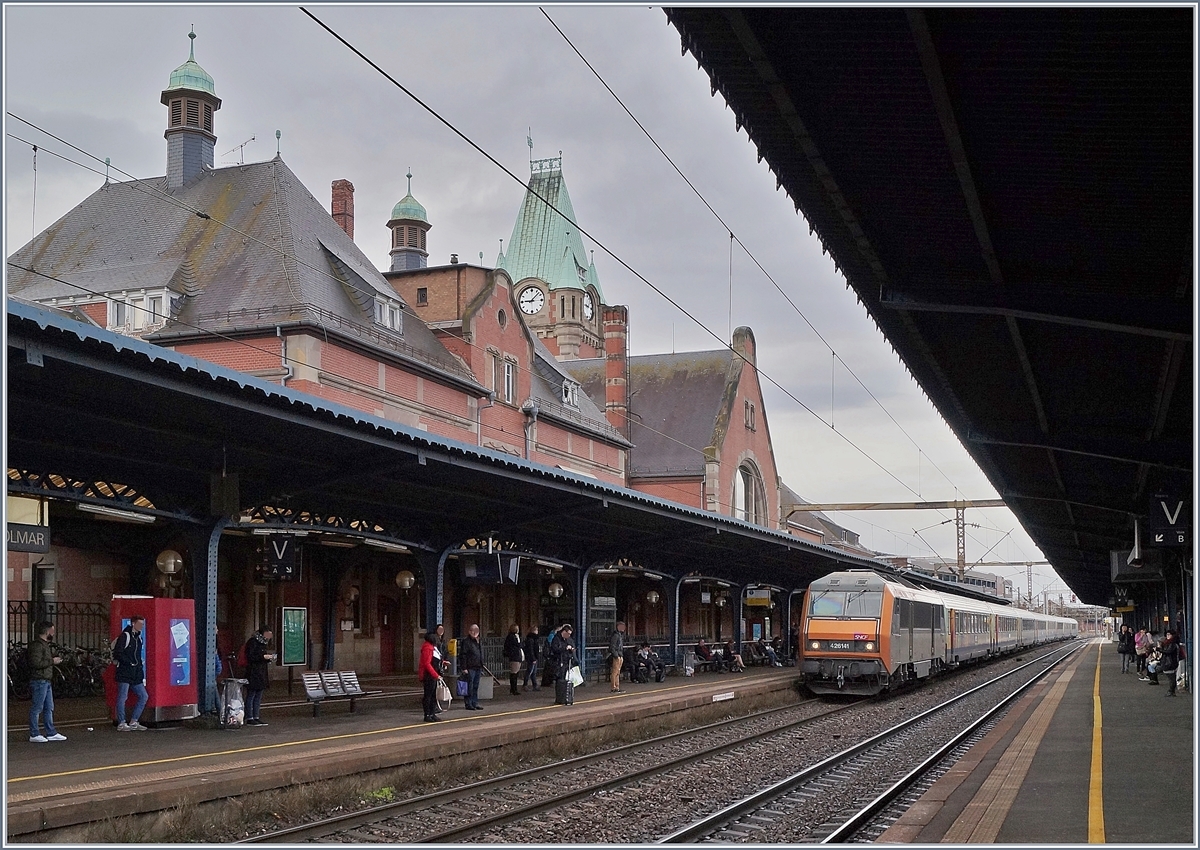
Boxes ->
[799,570,1079,695]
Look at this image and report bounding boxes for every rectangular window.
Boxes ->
[110,300,127,329]
[170,100,182,127]
[416,288,428,305]
[407,227,418,248]
[203,103,212,132]
[186,100,200,127]
[503,361,515,403]
[744,400,756,431]
[419,230,426,250]
[147,295,164,323]
[492,354,503,397]
[130,297,146,330]
[571,296,576,319]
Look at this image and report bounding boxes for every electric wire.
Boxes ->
[297,6,940,510]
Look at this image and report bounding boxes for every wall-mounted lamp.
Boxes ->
[548,581,564,599]
[716,596,727,608]
[155,549,184,575]
[394,570,415,590]
[646,590,660,605]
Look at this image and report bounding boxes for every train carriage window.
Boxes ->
[892,600,901,635]
[899,599,913,630]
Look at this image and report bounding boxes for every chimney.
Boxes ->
[603,305,630,436]
[331,179,355,240]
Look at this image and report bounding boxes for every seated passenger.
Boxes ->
[723,641,746,672]
[757,637,782,667]
[633,643,665,683]
[694,638,715,665]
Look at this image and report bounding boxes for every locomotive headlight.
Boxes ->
[810,641,820,650]
[865,642,875,651]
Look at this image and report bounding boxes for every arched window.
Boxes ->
[732,463,767,525]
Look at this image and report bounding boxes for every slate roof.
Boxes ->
[6,157,477,387]
[528,335,629,447]
[566,349,738,478]
[779,481,867,552]
[497,159,604,301]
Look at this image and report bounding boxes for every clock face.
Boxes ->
[518,286,545,315]
[582,292,595,321]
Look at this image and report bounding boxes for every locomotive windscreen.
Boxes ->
[808,591,883,618]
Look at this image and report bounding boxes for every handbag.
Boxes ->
[566,665,584,687]
[435,678,451,706]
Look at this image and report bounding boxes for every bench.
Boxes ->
[744,643,772,667]
[302,671,382,717]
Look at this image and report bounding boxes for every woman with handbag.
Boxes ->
[551,624,577,705]
[419,631,443,722]
[503,624,524,696]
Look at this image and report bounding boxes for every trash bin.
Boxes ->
[221,678,247,729]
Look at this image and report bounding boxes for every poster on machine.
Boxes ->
[169,618,191,686]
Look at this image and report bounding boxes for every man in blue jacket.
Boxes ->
[112,615,149,731]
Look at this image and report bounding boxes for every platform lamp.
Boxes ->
[394,570,415,593]
[646,590,660,605]
[548,582,564,599]
[155,549,184,597]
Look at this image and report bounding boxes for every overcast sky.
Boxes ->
[4,4,1082,603]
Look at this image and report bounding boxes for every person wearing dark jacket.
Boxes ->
[503,624,524,696]
[608,621,626,693]
[113,615,149,731]
[551,624,577,705]
[1116,624,1135,673]
[419,632,443,721]
[244,629,276,725]
[522,626,542,691]
[28,621,65,742]
[459,624,484,710]
[1160,630,1181,696]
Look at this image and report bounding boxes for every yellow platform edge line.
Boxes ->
[1088,640,1105,843]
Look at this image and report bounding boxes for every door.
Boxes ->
[378,598,396,675]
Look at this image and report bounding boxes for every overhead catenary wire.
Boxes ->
[297,7,943,511]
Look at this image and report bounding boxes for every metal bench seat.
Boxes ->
[301,670,380,717]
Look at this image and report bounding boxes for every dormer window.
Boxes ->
[561,380,579,408]
[374,297,403,333]
[105,288,173,333]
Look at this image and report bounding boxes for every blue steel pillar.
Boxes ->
[193,517,227,714]
[670,577,683,666]
[578,566,592,678]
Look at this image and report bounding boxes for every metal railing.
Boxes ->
[8,601,109,650]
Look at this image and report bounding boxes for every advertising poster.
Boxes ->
[169,618,191,686]
[280,607,307,667]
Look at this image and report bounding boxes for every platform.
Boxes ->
[879,638,1194,844]
[5,666,797,838]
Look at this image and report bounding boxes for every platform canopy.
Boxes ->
[666,8,1194,604]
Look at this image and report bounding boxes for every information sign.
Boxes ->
[280,607,307,667]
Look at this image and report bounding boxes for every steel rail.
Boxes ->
[239,697,844,844]
[658,641,1081,844]
[820,641,1083,842]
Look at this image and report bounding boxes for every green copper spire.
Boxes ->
[166,27,216,95]
[390,169,428,223]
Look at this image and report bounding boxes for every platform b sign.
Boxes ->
[1148,494,1189,548]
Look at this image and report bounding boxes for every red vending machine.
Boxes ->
[105,595,199,725]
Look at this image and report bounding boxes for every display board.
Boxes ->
[280,607,307,667]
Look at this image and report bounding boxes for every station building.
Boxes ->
[6,31,868,682]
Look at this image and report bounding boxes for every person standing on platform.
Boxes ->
[244,628,276,725]
[503,624,524,696]
[28,621,65,742]
[112,615,149,731]
[419,631,443,721]
[1117,624,1135,674]
[551,624,577,705]
[460,625,484,710]
[522,626,542,692]
[1135,627,1152,678]
[1160,630,1180,696]
[608,620,627,693]
[1145,631,1162,685]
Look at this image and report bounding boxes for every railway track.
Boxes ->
[238,641,1079,844]
[660,642,1082,843]
[239,697,852,844]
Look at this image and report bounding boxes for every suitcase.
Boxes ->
[554,678,575,705]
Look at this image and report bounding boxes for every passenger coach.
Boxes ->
[799,570,1078,695]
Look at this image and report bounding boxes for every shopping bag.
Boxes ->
[566,665,584,687]
[456,679,469,697]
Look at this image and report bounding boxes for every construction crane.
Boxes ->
[789,499,1007,580]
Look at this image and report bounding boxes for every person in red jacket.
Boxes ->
[419,631,443,722]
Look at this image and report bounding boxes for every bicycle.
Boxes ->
[7,641,32,701]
